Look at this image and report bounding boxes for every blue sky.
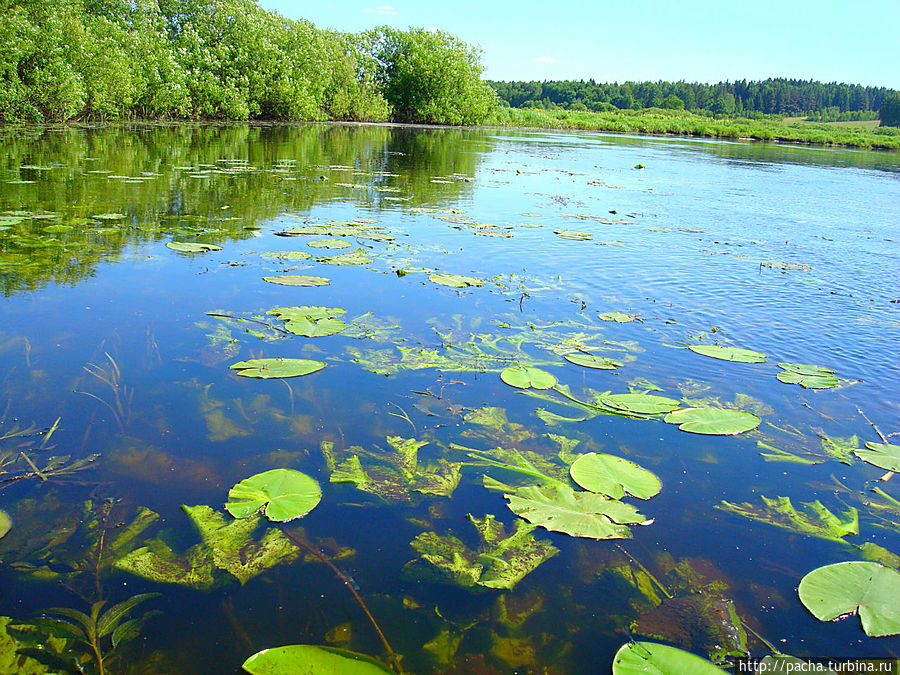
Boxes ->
[260,0,900,89]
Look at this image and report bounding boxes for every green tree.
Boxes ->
[364,26,497,125]
[879,93,900,127]
[660,94,684,110]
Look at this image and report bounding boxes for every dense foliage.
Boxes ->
[879,94,900,127]
[0,0,494,125]
[488,78,896,118]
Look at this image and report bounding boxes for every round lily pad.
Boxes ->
[854,442,900,473]
[429,273,484,288]
[612,641,728,674]
[599,312,636,323]
[597,393,680,415]
[663,408,760,435]
[166,241,223,253]
[500,366,557,390]
[0,509,10,540]
[230,358,325,379]
[569,453,661,500]
[776,362,839,389]
[262,275,331,287]
[307,238,351,249]
[688,345,767,363]
[243,645,392,674]
[564,353,623,370]
[798,561,900,637]
[226,469,322,522]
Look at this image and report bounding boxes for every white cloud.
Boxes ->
[534,56,556,64]
[363,5,397,14]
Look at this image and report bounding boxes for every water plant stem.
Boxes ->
[614,544,673,600]
[280,528,404,675]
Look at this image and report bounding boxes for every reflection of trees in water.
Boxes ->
[0,124,494,295]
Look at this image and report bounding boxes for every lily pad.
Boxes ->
[242,645,393,674]
[0,510,10,540]
[564,353,623,370]
[429,273,484,288]
[687,345,767,363]
[663,408,760,435]
[612,641,728,675]
[569,453,661,500]
[554,230,593,241]
[262,275,330,287]
[307,238,351,249]
[777,362,839,389]
[599,312,636,323]
[854,442,900,472]
[505,485,649,540]
[230,358,325,379]
[267,306,346,337]
[166,242,223,253]
[500,366,557,390]
[798,561,900,637]
[226,469,322,522]
[596,393,680,415]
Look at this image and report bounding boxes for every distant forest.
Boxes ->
[488,78,894,119]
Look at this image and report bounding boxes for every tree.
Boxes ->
[879,93,900,127]
[660,94,684,110]
[363,26,496,125]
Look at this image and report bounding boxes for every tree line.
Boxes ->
[0,0,496,125]
[488,78,896,118]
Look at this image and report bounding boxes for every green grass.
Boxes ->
[484,107,900,151]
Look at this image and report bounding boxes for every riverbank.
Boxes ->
[485,107,900,151]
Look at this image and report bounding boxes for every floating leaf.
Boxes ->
[0,510,9,540]
[307,238,351,249]
[716,496,858,543]
[612,641,728,675]
[564,353,623,369]
[777,362,839,389]
[599,312,636,323]
[230,358,325,379]
[315,252,374,265]
[500,366,557,390]
[267,306,346,337]
[687,345,767,363]
[854,442,900,472]
[663,408,760,435]
[226,469,321,522]
[261,250,312,260]
[242,645,392,674]
[505,485,649,540]
[798,562,900,637]
[262,275,330,287]
[554,230,592,241]
[165,242,223,253]
[405,514,558,590]
[596,393,680,415]
[428,273,484,288]
[569,453,661,500]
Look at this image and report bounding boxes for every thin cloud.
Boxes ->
[363,5,397,15]
[534,56,556,64]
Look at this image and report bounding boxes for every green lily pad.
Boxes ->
[267,306,347,337]
[429,273,484,288]
[854,442,900,472]
[230,358,325,379]
[777,362,839,389]
[688,345,767,363]
[242,645,393,674]
[226,469,322,522]
[554,230,593,241]
[564,353,623,369]
[166,242,223,253]
[262,275,330,287]
[261,250,312,260]
[500,366,557,390]
[569,453,661,500]
[596,393,680,415]
[307,238,351,249]
[663,408,760,435]
[612,641,728,675]
[599,312,636,323]
[0,510,10,540]
[505,485,649,540]
[798,561,900,637]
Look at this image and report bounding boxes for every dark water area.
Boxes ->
[1,122,899,674]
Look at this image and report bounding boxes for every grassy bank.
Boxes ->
[486,107,900,151]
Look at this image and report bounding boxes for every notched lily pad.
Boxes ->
[599,312,636,323]
[428,273,484,288]
[612,641,729,674]
[569,453,662,500]
[307,238,351,249]
[564,353,623,370]
[777,362,839,389]
[166,242,223,253]
[798,561,900,637]
[266,306,346,337]
[262,275,330,287]
[596,393,680,415]
[226,469,322,522]
[663,408,760,435]
[0,510,10,540]
[500,366,557,390]
[854,442,900,473]
[688,345,767,363]
[243,645,392,674]
[405,514,558,590]
[230,358,325,379]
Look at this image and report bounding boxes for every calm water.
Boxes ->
[1,123,899,674]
